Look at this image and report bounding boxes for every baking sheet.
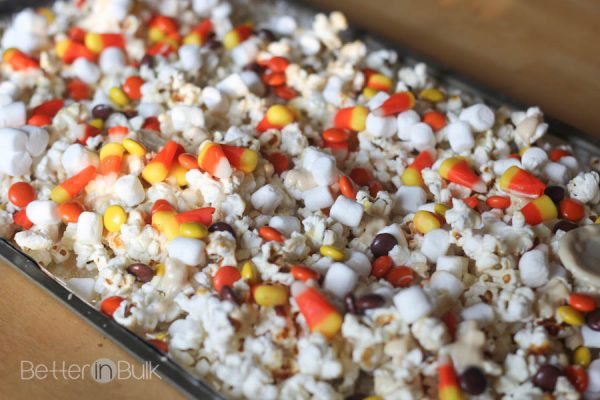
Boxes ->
[1,0,600,399]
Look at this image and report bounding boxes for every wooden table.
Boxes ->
[2,1,600,399]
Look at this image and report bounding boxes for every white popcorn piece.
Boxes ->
[303,186,334,211]
[461,303,494,325]
[421,229,450,263]
[365,113,397,138]
[436,256,468,278]
[216,73,249,98]
[0,102,26,128]
[396,110,420,140]
[445,121,474,153]
[519,248,549,288]
[568,171,600,204]
[430,271,464,300]
[167,237,206,266]
[323,262,357,299]
[459,104,495,131]
[407,122,435,151]
[520,147,548,172]
[251,184,282,214]
[394,186,427,214]
[76,212,103,244]
[26,200,61,225]
[115,175,145,207]
[72,58,101,84]
[330,195,363,227]
[178,44,202,72]
[269,215,302,237]
[493,158,521,176]
[239,71,265,97]
[344,250,371,277]
[62,143,100,177]
[393,286,433,324]
[170,105,204,131]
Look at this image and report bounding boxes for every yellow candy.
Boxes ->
[223,31,241,50]
[152,210,179,240]
[267,104,295,126]
[413,210,441,234]
[401,167,423,187]
[363,397,384,400]
[84,33,103,53]
[419,87,445,103]
[241,261,259,284]
[155,263,165,276]
[253,284,288,307]
[169,162,188,186]
[109,87,130,107]
[122,138,147,157]
[183,33,202,46]
[518,146,531,157]
[55,39,71,59]
[103,205,127,233]
[434,203,450,216]
[148,27,166,43]
[573,346,591,367]
[362,87,378,99]
[89,118,104,129]
[595,216,600,224]
[556,305,584,326]
[178,222,208,239]
[320,245,345,261]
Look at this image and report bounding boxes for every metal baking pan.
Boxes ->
[1,1,599,399]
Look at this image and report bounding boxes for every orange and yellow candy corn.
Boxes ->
[499,166,546,198]
[437,355,464,400]
[55,39,95,63]
[142,140,182,184]
[197,141,232,179]
[152,209,180,240]
[50,165,97,203]
[84,32,125,53]
[3,48,39,70]
[439,157,486,193]
[183,19,213,46]
[334,105,368,132]
[401,150,435,186]
[148,15,178,43]
[257,105,296,132]
[293,283,342,339]
[168,161,188,187]
[99,142,124,175]
[220,144,258,173]
[521,195,558,225]
[372,91,416,117]
[175,207,215,226]
[363,73,393,98]
[223,23,253,50]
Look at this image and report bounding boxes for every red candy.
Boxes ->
[123,76,144,100]
[559,198,585,222]
[290,265,319,281]
[57,201,84,223]
[213,266,241,292]
[486,195,511,209]
[267,152,289,175]
[568,293,597,312]
[8,182,36,208]
[371,255,393,278]
[258,226,285,243]
[13,209,32,229]
[385,266,414,288]
[565,365,588,393]
[100,296,124,318]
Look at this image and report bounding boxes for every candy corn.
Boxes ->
[78,124,102,145]
[99,142,124,175]
[257,105,296,132]
[31,99,64,119]
[521,195,558,225]
[55,39,95,63]
[148,15,178,43]
[402,150,435,186]
[439,157,486,193]
[152,210,180,240]
[223,23,253,50]
[197,141,232,179]
[220,144,258,173]
[84,32,125,53]
[175,207,215,226]
[293,283,342,339]
[183,19,213,46]
[372,91,415,117]
[363,73,393,98]
[50,165,97,203]
[142,140,182,184]
[168,161,188,186]
[333,105,368,132]
[3,48,39,71]
[499,166,546,198]
[437,355,464,400]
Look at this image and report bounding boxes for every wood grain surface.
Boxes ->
[2,1,600,399]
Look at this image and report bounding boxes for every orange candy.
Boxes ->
[521,195,558,225]
[220,144,258,173]
[27,114,52,127]
[178,153,199,170]
[147,339,169,354]
[372,91,415,117]
[486,195,511,209]
[559,198,585,222]
[259,226,285,243]
[333,106,368,132]
[422,110,446,131]
[142,140,182,184]
[338,176,357,199]
[439,157,486,193]
[57,201,85,223]
[213,266,241,292]
[437,354,464,400]
[568,293,597,312]
[322,128,350,144]
[549,149,571,162]
[13,209,32,229]
[50,165,97,204]
[8,182,36,208]
[273,85,298,100]
[372,255,393,278]
[151,199,175,215]
[3,48,39,70]
[100,296,124,318]
[31,99,64,119]
[290,265,319,281]
[175,207,215,226]
[67,79,90,100]
[197,141,232,179]
[386,266,414,288]
[267,56,289,72]
[463,196,479,209]
[499,166,546,198]
[262,72,286,86]
[122,76,144,100]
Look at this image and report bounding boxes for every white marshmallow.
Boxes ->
[72,58,101,84]
[21,125,49,157]
[0,151,32,176]
[202,87,229,113]
[323,262,358,299]
[115,175,145,207]
[251,184,282,214]
[216,73,248,98]
[330,195,364,227]
[310,155,338,186]
[302,186,334,211]
[299,33,321,56]
[192,0,218,15]
[377,224,408,247]
[366,113,397,137]
[310,257,333,274]
[170,105,204,131]
[66,278,96,302]
[302,147,324,170]
[322,76,345,106]
[344,250,371,277]
[26,200,61,225]
[167,237,206,266]
[269,215,301,237]
[137,102,163,118]
[62,144,100,176]
[436,256,468,278]
[461,303,494,325]
[430,271,464,300]
[587,359,600,393]
[421,229,450,263]
[0,127,28,152]
[239,71,265,97]
[270,15,297,35]
[583,326,600,349]
[393,286,433,324]
[408,122,435,151]
[0,102,26,128]
[178,44,202,72]
[231,40,258,67]
[396,110,420,140]
[559,155,579,171]
[519,248,549,288]
[76,212,103,244]
[394,186,427,213]
[520,147,548,172]
[99,47,126,74]
[493,158,521,176]
[445,121,474,153]
[459,104,495,131]
[544,161,569,184]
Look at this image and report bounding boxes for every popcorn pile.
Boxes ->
[2,0,600,398]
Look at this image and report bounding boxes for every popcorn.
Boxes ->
[567,171,600,204]
[251,184,283,214]
[429,271,464,300]
[114,175,145,207]
[520,147,548,172]
[62,144,100,177]
[519,247,550,288]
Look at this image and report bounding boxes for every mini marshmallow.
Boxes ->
[519,248,549,288]
[76,212,103,244]
[72,58,101,84]
[407,122,435,151]
[270,15,297,35]
[520,147,548,172]
[344,250,371,277]
[170,105,204,131]
[251,184,282,214]
[302,147,324,170]
[461,303,494,325]
[310,256,334,274]
[559,155,579,171]
[394,186,427,213]
[0,127,28,152]
[21,125,49,157]
[323,76,344,106]
[26,200,61,225]
[445,121,474,153]
[62,144,100,176]
[330,195,364,227]
[0,102,26,128]
[493,158,521,177]
[99,47,126,74]
[366,113,397,138]
[303,186,334,211]
[323,262,358,299]
[0,151,32,176]
[421,229,450,263]
[178,44,202,72]
[544,161,569,184]
[396,110,420,140]
[239,71,265,97]
[430,271,464,300]
[202,87,229,113]
[216,73,248,98]
[299,33,321,56]
[587,359,600,393]
[66,277,96,302]
[231,39,259,67]
[137,102,163,118]
[393,286,433,324]
[115,175,145,207]
[311,155,338,186]
[269,215,302,237]
[582,326,600,349]
[167,237,206,266]
[459,104,495,132]
[436,256,468,278]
